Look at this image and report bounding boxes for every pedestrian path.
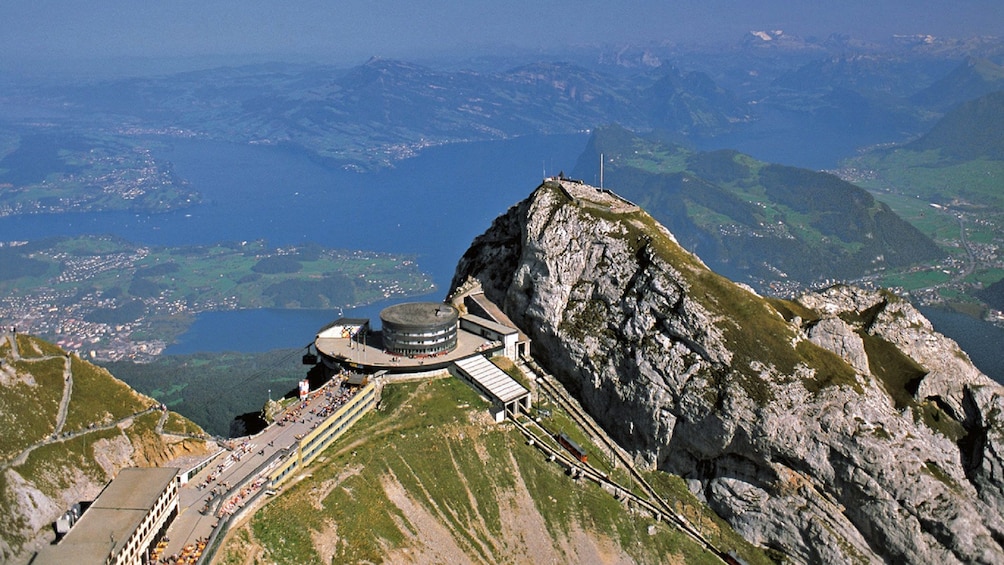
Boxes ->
[53,355,72,436]
[159,373,374,562]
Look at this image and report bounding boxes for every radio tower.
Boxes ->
[600,153,604,188]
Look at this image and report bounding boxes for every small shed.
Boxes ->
[346,373,369,387]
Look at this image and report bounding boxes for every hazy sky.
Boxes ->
[1,0,1000,68]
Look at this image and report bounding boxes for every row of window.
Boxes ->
[115,481,178,564]
[303,395,374,463]
[272,387,376,485]
[303,390,373,453]
[390,345,456,356]
[384,334,456,347]
[384,325,456,338]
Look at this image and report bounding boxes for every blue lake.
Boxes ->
[0,134,587,280]
[163,303,399,355]
[0,134,588,350]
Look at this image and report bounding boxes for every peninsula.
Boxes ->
[0,236,434,362]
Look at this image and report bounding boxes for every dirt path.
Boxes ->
[2,406,159,471]
[5,331,20,361]
[53,355,73,436]
[156,409,168,434]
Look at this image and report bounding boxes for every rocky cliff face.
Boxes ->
[450,180,1004,563]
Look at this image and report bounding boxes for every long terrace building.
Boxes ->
[36,467,180,565]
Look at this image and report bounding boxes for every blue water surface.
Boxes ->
[0,134,587,351]
[4,133,1002,384]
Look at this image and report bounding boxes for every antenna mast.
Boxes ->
[600,153,604,188]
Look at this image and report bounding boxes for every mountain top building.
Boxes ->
[311,288,531,421]
[36,467,180,565]
[380,302,459,356]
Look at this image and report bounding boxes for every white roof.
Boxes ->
[454,355,529,404]
[461,314,518,336]
[317,322,364,339]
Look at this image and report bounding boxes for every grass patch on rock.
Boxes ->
[0,357,64,461]
[64,356,153,433]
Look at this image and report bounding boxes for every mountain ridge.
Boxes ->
[31,36,999,172]
[907,89,1004,161]
[910,57,1004,110]
[450,179,1004,562]
[0,332,213,563]
[571,126,944,289]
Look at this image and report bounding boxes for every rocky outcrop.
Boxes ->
[451,180,1004,563]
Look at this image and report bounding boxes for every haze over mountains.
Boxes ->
[6,31,999,172]
[1,27,1003,368]
[3,1,1000,68]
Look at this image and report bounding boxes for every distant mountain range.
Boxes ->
[8,34,998,171]
[844,89,1004,210]
[908,89,1004,161]
[0,35,1000,322]
[51,58,745,171]
[911,57,1004,111]
[833,87,1004,320]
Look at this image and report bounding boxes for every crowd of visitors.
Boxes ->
[151,536,207,564]
[194,440,257,491]
[151,370,373,562]
[216,476,269,519]
[275,375,360,428]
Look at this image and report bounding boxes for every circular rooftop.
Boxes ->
[380,302,458,330]
[380,302,459,357]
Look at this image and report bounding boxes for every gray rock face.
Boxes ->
[805,316,870,375]
[451,180,1004,564]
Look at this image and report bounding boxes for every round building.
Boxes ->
[380,302,459,356]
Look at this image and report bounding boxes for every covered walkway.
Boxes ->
[451,355,530,421]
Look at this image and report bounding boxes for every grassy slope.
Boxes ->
[0,334,209,559]
[849,149,1004,210]
[550,182,860,401]
[219,377,770,565]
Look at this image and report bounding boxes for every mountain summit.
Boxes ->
[451,179,1004,563]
